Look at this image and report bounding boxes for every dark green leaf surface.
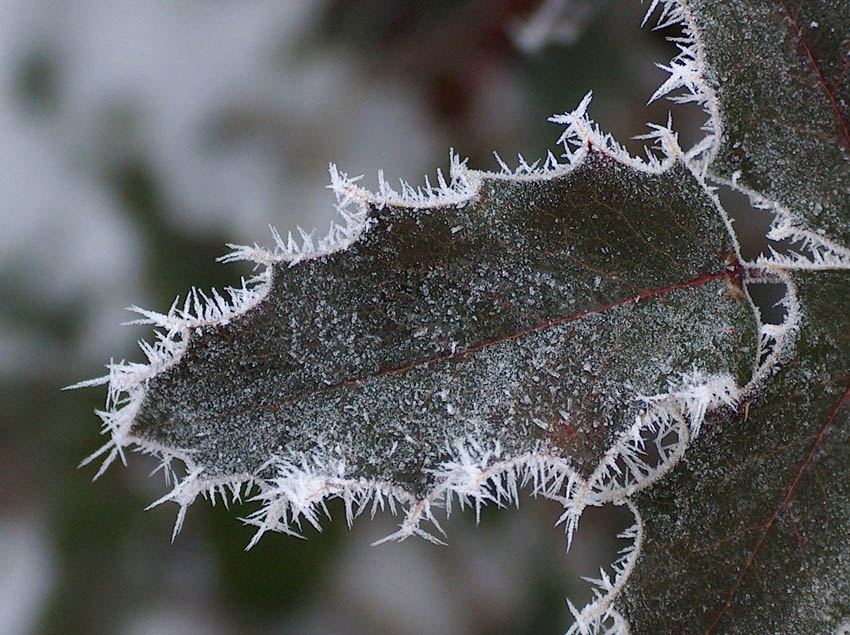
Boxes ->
[619,271,850,632]
[687,0,850,246]
[134,153,756,498]
[614,2,850,630]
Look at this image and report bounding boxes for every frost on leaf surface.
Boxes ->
[685,0,850,248]
[619,271,850,633]
[102,149,757,542]
[612,3,850,631]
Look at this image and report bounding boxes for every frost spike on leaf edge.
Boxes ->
[713,172,850,270]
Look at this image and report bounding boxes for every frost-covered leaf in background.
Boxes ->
[620,271,850,633]
[687,0,850,260]
[616,0,850,632]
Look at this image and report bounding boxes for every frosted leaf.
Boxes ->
[683,0,850,249]
[83,142,760,549]
[73,1,850,631]
[619,272,850,632]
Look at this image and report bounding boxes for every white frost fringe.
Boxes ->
[715,172,850,270]
[245,368,737,552]
[71,0,835,634]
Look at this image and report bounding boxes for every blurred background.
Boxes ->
[0,1,699,633]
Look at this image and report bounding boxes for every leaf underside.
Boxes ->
[135,153,755,499]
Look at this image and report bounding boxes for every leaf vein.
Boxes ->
[705,378,850,633]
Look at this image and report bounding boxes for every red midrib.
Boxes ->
[193,266,738,423]
[778,0,850,154]
[706,379,850,633]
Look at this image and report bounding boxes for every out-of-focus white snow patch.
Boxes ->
[46,0,446,242]
[510,0,603,52]
[122,606,230,635]
[0,516,54,635]
[332,519,464,635]
[0,1,144,374]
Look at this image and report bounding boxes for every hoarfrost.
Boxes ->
[73,0,850,632]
